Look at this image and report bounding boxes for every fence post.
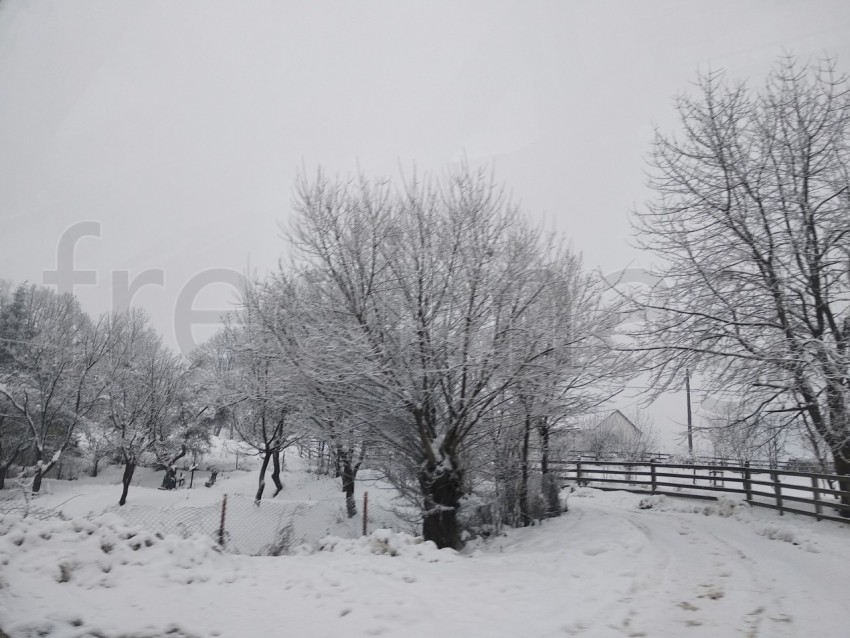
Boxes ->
[650,460,657,494]
[576,460,582,485]
[218,494,227,547]
[743,462,752,503]
[811,475,822,521]
[771,470,783,515]
[362,491,369,536]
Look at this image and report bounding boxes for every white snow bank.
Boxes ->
[753,521,820,552]
[297,528,459,562]
[0,512,241,592]
[3,488,850,638]
[636,493,753,520]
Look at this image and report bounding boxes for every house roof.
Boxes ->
[595,409,641,435]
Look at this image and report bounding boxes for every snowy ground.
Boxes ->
[2,453,850,637]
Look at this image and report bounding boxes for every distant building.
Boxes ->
[593,410,641,441]
[558,410,644,460]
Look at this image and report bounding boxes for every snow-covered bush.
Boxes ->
[0,511,241,592]
[755,523,819,552]
[298,528,458,562]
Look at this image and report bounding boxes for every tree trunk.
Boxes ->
[212,410,224,437]
[160,466,177,490]
[832,445,850,517]
[419,461,464,550]
[160,445,187,488]
[255,449,271,504]
[32,464,46,493]
[336,444,365,518]
[270,448,283,497]
[538,422,561,518]
[539,422,550,476]
[90,455,100,478]
[340,455,357,518]
[28,444,46,493]
[0,419,23,490]
[119,461,136,506]
[342,471,357,518]
[0,446,22,490]
[168,445,187,468]
[519,414,532,527]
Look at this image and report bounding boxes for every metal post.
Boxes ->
[362,491,369,536]
[218,494,227,547]
[686,369,693,455]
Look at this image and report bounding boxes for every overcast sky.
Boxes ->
[2,0,850,444]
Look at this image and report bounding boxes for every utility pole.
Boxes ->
[686,369,693,454]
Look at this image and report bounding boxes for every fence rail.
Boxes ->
[558,452,832,473]
[553,460,850,525]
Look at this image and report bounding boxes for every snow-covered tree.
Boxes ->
[0,393,28,488]
[100,309,186,505]
[0,285,117,493]
[217,304,302,504]
[632,57,850,512]
[506,255,629,524]
[246,273,375,517]
[701,400,790,466]
[188,331,240,438]
[0,282,31,486]
[259,167,622,548]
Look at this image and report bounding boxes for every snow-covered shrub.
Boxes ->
[637,494,667,510]
[569,486,598,498]
[299,529,458,562]
[262,522,294,556]
[457,492,500,539]
[701,496,751,520]
[0,511,241,592]
[755,523,819,552]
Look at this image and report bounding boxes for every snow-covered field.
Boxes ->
[2,451,850,637]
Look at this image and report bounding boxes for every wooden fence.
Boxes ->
[560,452,831,473]
[553,460,850,525]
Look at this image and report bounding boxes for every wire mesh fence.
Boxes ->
[0,497,65,521]
[0,480,409,556]
[104,492,406,556]
[0,481,71,521]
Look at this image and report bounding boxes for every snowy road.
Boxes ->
[563,494,846,636]
[2,488,849,637]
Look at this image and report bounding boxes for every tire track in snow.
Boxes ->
[577,503,760,636]
[571,495,843,637]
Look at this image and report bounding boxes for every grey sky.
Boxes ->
[2,0,850,444]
